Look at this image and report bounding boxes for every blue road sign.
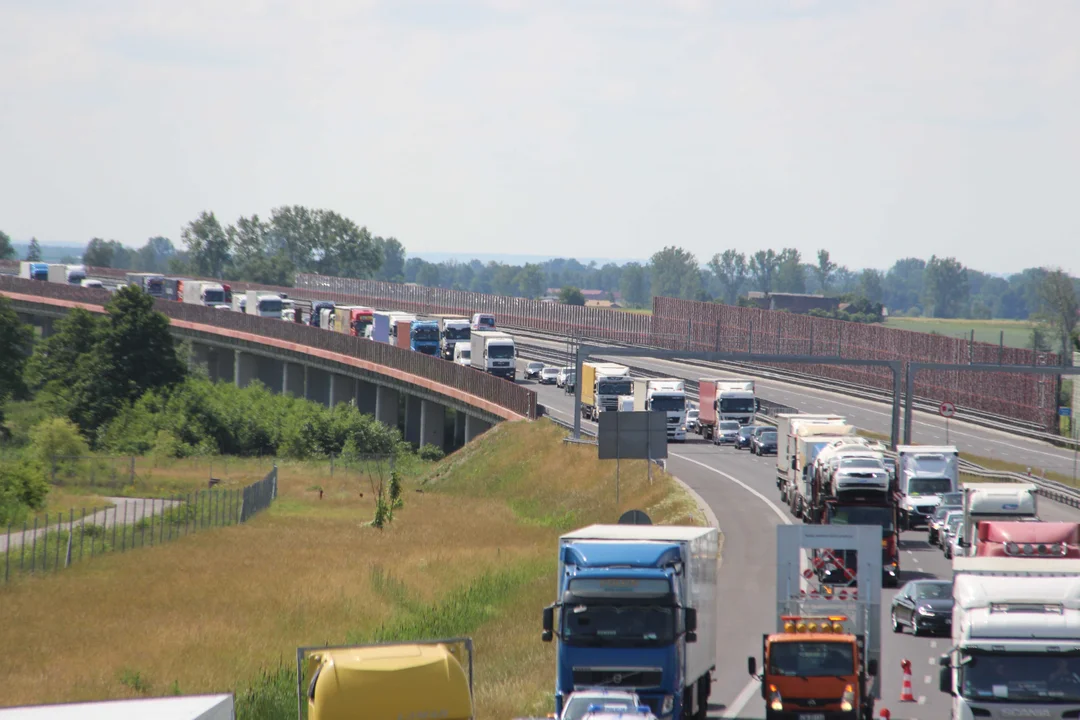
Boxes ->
[1060,406,1072,417]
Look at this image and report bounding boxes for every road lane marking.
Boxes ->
[669,453,792,526]
[924,675,932,684]
[930,641,937,649]
[720,676,762,719]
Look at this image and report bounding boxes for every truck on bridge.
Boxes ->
[469,330,516,380]
[632,378,687,442]
[409,319,440,355]
[179,280,229,308]
[19,262,48,281]
[542,524,719,720]
[939,557,1080,719]
[427,315,471,360]
[580,362,633,421]
[331,306,375,336]
[125,272,167,297]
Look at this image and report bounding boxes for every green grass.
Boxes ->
[884,317,1038,349]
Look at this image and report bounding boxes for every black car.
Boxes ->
[735,425,762,450]
[563,373,576,394]
[927,504,962,546]
[891,580,953,636]
[524,362,544,380]
[752,430,778,455]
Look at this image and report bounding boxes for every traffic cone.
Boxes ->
[899,659,915,702]
[879,709,891,719]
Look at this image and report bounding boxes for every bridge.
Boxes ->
[0,276,536,452]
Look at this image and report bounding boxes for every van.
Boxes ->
[453,343,472,366]
[470,313,495,331]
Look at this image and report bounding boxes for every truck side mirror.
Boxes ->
[685,631,697,643]
[685,608,697,632]
[938,666,952,695]
[747,657,757,677]
[867,659,878,677]
[791,458,797,470]
[542,607,554,643]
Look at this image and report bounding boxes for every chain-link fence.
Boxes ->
[1,466,278,585]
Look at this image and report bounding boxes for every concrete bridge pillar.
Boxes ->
[356,380,377,416]
[376,386,399,429]
[404,395,422,446]
[283,362,305,397]
[464,415,490,444]
[306,368,331,406]
[330,374,356,406]
[453,410,467,450]
[188,342,211,374]
[256,355,283,393]
[419,400,445,450]
[235,351,257,389]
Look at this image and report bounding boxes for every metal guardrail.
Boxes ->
[0,276,537,421]
[957,459,1080,509]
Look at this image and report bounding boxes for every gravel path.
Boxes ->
[0,497,183,553]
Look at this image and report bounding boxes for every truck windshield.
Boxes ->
[476,316,495,328]
[488,344,514,359]
[204,290,225,304]
[598,380,633,396]
[719,398,755,413]
[444,326,470,340]
[562,605,676,647]
[650,396,685,413]
[258,300,283,314]
[961,652,1080,703]
[769,642,854,677]
[909,478,953,495]
[828,505,894,532]
[413,327,439,341]
[146,279,164,295]
[459,349,471,359]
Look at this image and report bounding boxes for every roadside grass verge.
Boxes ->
[31,490,115,524]
[883,317,1037,349]
[0,418,706,718]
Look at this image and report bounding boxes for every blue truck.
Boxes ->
[542,524,719,720]
[19,262,49,281]
[409,319,440,355]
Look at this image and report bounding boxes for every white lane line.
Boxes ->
[720,676,762,719]
[930,640,938,649]
[924,675,932,684]
[918,695,927,704]
[668,452,790,719]
[928,657,936,665]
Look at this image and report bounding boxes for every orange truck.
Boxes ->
[974,521,1080,558]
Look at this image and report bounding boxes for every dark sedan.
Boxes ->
[752,430,778,455]
[735,425,762,450]
[891,579,953,636]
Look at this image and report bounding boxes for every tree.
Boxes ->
[650,246,700,299]
[98,286,186,407]
[814,250,837,294]
[181,211,231,278]
[416,262,440,287]
[707,250,748,304]
[884,258,926,314]
[490,264,519,296]
[515,263,545,299]
[857,269,885,304]
[1036,268,1079,365]
[923,256,969,318]
[227,215,294,285]
[559,286,586,306]
[25,308,101,394]
[619,262,650,307]
[134,236,175,273]
[375,237,406,282]
[24,238,42,262]
[0,230,15,260]
[749,249,780,292]
[82,238,113,267]
[775,248,806,293]
[0,296,33,411]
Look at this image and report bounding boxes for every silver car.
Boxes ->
[713,420,741,445]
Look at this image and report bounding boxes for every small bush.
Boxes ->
[28,418,90,477]
[0,460,49,524]
[418,444,445,462]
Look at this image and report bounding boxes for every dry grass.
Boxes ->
[0,419,706,717]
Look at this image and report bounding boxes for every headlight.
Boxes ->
[768,685,783,712]
[840,684,854,712]
[917,606,934,616]
[661,695,674,714]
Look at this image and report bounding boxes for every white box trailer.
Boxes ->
[0,694,234,720]
[774,414,845,486]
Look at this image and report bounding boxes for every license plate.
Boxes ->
[798,714,825,720]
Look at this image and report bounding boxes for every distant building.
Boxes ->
[545,288,622,302]
[745,292,840,314]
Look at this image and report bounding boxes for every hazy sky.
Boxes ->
[2,0,1078,274]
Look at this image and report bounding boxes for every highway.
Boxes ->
[517,356,1080,720]
[516,333,1080,479]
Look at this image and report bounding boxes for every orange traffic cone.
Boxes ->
[899,659,915,702]
[879,708,891,719]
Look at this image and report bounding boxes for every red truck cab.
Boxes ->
[975,521,1080,558]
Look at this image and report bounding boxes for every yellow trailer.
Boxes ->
[298,638,474,720]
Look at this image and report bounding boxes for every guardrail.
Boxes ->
[0,276,536,421]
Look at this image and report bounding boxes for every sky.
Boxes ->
[1,0,1079,275]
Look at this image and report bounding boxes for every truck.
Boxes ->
[806,441,900,587]
[580,362,633,421]
[774,414,845,493]
[409,319,440,355]
[632,378,688,442]
[372,311,414,344]
[19,261,48,281]
[298,638,474,720]
[330,306,374,337]
[749,525,880,720]
[434,316,471,360]
[234,290,283,318]
[126,272,166,297]
[180,280,229,308]
[309,300,336,327]
[894,445,960,529]
[954,482,1038,557]
[974,521,1080,558]
[65,264,86,284]
[542,524,719,720]
[939,557,1080,719]
[786,425,859,519]
[708,378,757,426]
[469,330,516,380]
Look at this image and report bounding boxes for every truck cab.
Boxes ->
[65,264,86,284]
[437,317,471,360]
[955,483,1038,557]
[895,445,959,529]
[581,362,633,421]
[469,330,515,380]
[974,521,1080,558]
[409,320,440,355]
[125,272,166,297]
[633,379,687,442]
[470,313,495,331]
[310,301,336,327]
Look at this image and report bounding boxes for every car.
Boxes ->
[685,408,700,433]
[524,361,544,380]
[581,709,656,720]
[942,513,965,558]
[539,367,560,385]
[713,420,740,445]
[928,503,962,545]
[556,367,574,387]
[559,690,644,720]
[735,425,762,450]
[752,429,778,455]
[563,372,576,394]
[891,579,953,636]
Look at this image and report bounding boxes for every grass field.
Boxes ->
[0,420,704,718]
[884,316,1038,349]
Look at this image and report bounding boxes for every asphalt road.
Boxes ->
[518,357,1080,720]
[517,334,1080,478]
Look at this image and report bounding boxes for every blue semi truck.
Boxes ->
[542,524,719,720]
[409,319,440,355]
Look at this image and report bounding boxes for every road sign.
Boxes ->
[597,411,668,460]
[1060,406,1072,417]
[939,402,956,418]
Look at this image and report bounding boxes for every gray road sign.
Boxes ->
[598,411,669,460]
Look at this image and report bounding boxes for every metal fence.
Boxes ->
[0,275,536,420]
[1,466,277,585]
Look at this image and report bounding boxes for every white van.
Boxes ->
[453,343,472,366]
[470,313,496,331]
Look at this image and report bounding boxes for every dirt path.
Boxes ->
[0,497,183,553]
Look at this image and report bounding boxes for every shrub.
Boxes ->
[0,460,49,524]
[418,444,445,462]
[28,417,90,479]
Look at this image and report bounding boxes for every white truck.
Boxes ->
[774,414,845,491]
[234,290,283,318]
[894,445,960,529]
[632,378,687,442]
[46,264,68,283]
[469,330,516,380]
[713,378,757,425]
[65,264,86,284]
[181,280,229,308]
[939,557,1080,718]
[954,483,1038,557]
[437,317,472,360]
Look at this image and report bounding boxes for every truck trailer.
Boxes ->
[775,414,845,493]
[632,378,688,442]
[543,524,719,720]
[580,362,633,421]
[125,272,167,297]
[469,331,516,380]
[939,557,1080,719]
[46,264,69,283]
